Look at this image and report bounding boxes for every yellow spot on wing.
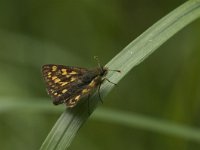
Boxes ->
[48,72,52,75]
[70,77,76,82]
[52,76,57,80]
[89,80,95,87]
[49,89,54,94]
[82,89,89,93]
[54,78,61,83]
[54,92,58,96]
[69,71,77,75]
[61,82,68,86]
[61,69,67,72]
[52,66,57,71]
[69,99,76,105]
[62,89,68,93]
[61,69,67,75]
[75,95,80,100]
[66,75,71,78]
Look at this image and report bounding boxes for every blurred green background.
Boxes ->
[0,0,200,150]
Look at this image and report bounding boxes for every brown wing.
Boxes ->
[42,64,89,105]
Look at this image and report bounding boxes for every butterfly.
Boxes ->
[42,63,119,108]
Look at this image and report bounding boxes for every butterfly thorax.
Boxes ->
[96,66,108,77]
[80,67,107,85]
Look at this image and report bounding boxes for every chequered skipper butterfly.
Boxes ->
[42,59,120,108]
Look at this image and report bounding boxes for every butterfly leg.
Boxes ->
[104,78,117,86]
[97,78,117,104]
[98,83,103,104]
[87,94,91,115]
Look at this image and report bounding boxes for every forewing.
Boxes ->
[42,64,89,105]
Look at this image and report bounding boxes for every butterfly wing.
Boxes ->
[42,64,90,105]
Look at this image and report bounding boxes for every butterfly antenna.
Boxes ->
[94,56,103,71]
[108,69,121,73]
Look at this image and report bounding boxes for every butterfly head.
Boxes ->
[97,66,108,77]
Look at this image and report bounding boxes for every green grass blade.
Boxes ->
[40,0,200,149]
